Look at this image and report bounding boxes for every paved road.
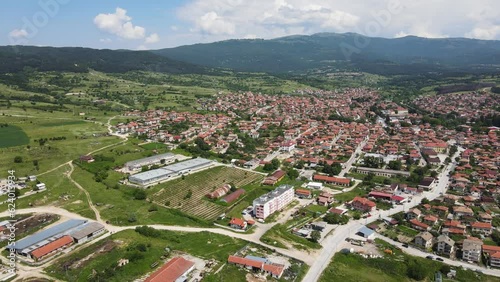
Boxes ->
[338,136,369,177]
[302,148,467,282]
[376,235,500,277]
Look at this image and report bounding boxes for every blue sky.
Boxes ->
[2,0,500,50]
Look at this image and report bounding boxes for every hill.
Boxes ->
[152,33,500,75]
[0,45,209,74]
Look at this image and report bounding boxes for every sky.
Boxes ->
[2,0,500,50]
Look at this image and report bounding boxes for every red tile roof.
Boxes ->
[471,222,492,229]
[31,235,73,260]
[145,257,195,282]
[263,263,285,277]
[352,196,376,207]
[229,218,246,228]
[313,175,350,185]
[228,255,263,268]
[295,189,311,196]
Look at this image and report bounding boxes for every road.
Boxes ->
[338,135,369,177]
[376,235,500,277]
[302,147,466,282]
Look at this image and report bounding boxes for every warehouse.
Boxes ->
[69,222,106,243]
[12,219,87,256]
[128,168,176,186]
[128,158,213,186]
[125,153,176,170]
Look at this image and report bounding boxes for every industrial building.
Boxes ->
[128,158,213,186]
[13,219,87,257]
[125,153,176,170]
[253,185,294,219]
[10,219,106,261]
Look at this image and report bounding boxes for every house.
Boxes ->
[35,183,46,191]
[317,192,334,206]
[145,256,195,282]
[436,235,455,257]
[471,222,493,236]
[482,245,500,268]
[462,239,483,263]
[414,231,434,249]
[280,141,296,152]
[453,206,474,218]
[350,197,376,213]
[423,215,439,226]
[295,189,312,199]
[79,155,94,163]
[406,208,422,220]
[28,175,37,182]
[229,218,247,230]
[228,256,285,279]
[418,177,436,191]
[409,219,430,231]
[479,213,493,223]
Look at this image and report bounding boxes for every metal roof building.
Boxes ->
[13,219,87,254]
[128,158,213,186]
[70,222,105,243]
[125,153,176,170]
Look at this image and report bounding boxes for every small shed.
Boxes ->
[357,226,375,239]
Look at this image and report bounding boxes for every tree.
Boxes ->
[420,197,430,205]
[134,190,147,200]
[14,156,23,163]
[310,230,321,243]
[407,259,427,280]
[287,169,299,180]
[324,213,349,225]
[388,160,402,170]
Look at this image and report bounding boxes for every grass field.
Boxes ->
[0,124,29,148]
[2,165,96,219]
[0,111,121,177]
[152,166,264,220]
[45,229,249,282]
[261,215,322,251]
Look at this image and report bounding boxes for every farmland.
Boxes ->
[0,124,29,148]
[152,166,264,220]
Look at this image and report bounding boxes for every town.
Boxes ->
[2,87,498,282]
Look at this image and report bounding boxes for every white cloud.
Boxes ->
[173,0,500,45]
[196,12,235,35]
[466,25,500,40]
[170,25,179,31]
[99,38,112,43]
[9,29,28,39]
[136,45,148,50]
[94,7,145,40]
[145,33,160,44]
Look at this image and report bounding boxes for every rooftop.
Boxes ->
[253,185,294,205]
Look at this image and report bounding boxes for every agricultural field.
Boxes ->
[0,109,121,177]
[152,166,264,220]
[0,124,29,148]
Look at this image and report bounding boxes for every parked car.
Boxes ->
[436,257,444,262]
[402,243,409,248]
[426,255,434,260]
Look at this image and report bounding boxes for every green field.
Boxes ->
[45,229,248,282]
[0,124,29,148]
[0,111,121,177]
[261,215,322,250]
[152,166,264,220]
